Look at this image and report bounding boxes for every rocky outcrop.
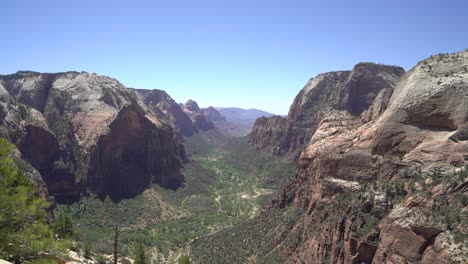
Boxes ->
[269,52,468,264]
[201,106,225,122]
[249,64,405,156]
[277,52,468,264]
[196,51,468,263]
[0,71,187,202]
[132,89,195,137]
[248,116,291,155]
[182,99,214,132]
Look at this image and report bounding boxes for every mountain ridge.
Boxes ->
[0,71,188,202]
[192,51,468,264]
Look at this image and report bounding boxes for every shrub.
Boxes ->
[133,242,149,264]
[84,241,92,259]
[96,255,107,264]
[178,255,191,264]
[121,258,132,264]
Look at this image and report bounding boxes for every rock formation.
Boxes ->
[132,89,195,137]
[249,64,405,157]
[0,71,187,202]
[200,106,246,137]
[181,99,214,132]
[201,106,225,122]
[278,52,468,264]
[193,51,468,263]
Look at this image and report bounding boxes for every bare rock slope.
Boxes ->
[249,64,405,156]
[132,88,195,137]
[181,99,214,132]
[0,71,187,202]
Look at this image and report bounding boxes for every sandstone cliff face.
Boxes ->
[267,52,468,263]
[248,116,291,155]
[182,99,214,132]
[0,71,187,202]
[249,64,404,156]
[132,89,195,137]
[194,52,468,264]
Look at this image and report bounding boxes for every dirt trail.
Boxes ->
[144,189,189,221]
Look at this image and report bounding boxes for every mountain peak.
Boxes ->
[184,99,201,112]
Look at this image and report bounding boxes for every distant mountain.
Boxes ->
[201,106,226,122]
[214,107,275,136]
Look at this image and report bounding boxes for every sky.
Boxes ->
[2,0,467,114]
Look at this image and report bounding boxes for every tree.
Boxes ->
[53,209,75,239]
[113,225,119,264]
[133,242,148,264]
[0,138,70,263]
[84,241,92,259]
[178,256,191,264]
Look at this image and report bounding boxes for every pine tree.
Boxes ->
[133,242,148,264]
[53,209,75,239]
[0,138,70,263]
[84,241,92,259]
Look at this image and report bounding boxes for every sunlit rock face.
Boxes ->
[249,64,404,157]
[181,99,214,132]
[194,51,468,264]
[132,88,195,137]
[0,71,187,202]
[275,51,468,264]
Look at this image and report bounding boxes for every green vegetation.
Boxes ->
[58,135,296,261]
[84,241,92,259]
[53,209,76,239]
[95,254,107,264]
[191,161,468,263]
[191,206,302,263]
[178,255,191,264]
[356,62,401,68]
[18,103,32,121]
[0,138,72,263]
[133,242,149,264]
[57,192,163,253]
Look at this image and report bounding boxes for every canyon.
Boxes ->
[1,50,467,264]
[193,51,468,263]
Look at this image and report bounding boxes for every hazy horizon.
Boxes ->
[2,0,467,114]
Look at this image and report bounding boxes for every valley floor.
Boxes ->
[58,133,296,263]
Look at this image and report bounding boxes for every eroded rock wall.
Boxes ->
[195,51,468,264]
[249,64,404,156]
[0,71,187,202]
[274,52,468,264]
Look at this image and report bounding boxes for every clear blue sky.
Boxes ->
[2,0,467,114]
